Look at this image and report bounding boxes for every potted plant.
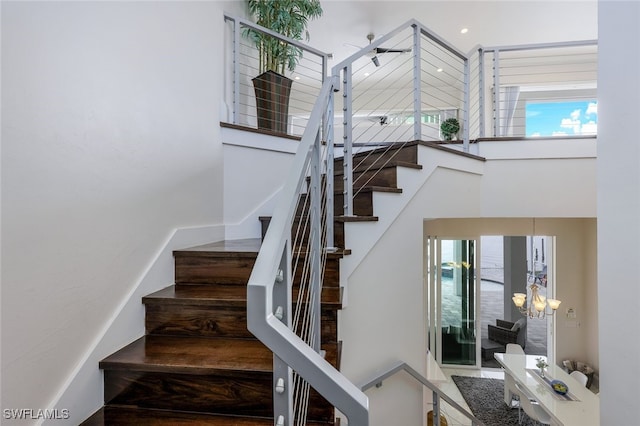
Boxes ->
[440,117,460,141]
[245,0,323,133]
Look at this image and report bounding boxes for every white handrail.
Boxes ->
[247,77,369,425]
[361,361,484,426]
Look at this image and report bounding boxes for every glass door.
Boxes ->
[427,237,478,366]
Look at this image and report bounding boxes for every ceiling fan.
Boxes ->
[364,33,412,67]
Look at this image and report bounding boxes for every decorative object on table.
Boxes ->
[551,379,569,395]
[440,117,460,141]
[245,0,323,133]
[536,357,549,378]
[512,283,561,319]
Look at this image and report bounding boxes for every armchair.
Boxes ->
[488,318,526,349]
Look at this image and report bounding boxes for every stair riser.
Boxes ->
[145,304,338,342]
[175,256,257,285]
[259,217,345,251]
[334,144,418,172]
[104,370,334,422]
[334,192,374,216]
[175,255,341,287]
[333,167,398,193]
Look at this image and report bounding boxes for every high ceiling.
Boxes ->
[306,0,598,67]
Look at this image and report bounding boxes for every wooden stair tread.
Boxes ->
[333,160,422,176]
[82,406,333,425]
[144,285,247,306]
[82,407,270,425]
[335,215,379,222]
[352,186,403,194]
[144,284,342,307]
[100,335,273,374]
[174,239,261,258]
[100,335,338,374]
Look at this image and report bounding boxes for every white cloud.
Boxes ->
[581,121,598,134]
[530,132,541,137]
[561,117,581,133]
[570,109,581,120]
[552,131,569,136]
[586,102,598,116]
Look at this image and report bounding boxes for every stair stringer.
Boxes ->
[339,145,485,306]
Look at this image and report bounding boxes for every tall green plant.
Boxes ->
[246,0,323,75]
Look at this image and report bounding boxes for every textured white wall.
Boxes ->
[1,1,243,422]
[597,1,640,424]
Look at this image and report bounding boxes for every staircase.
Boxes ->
[81,141,423,425]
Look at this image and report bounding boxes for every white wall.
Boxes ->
[597,1,640,424]
[337,143,596,425]
[221,126,298,240]
[1,1,244,422]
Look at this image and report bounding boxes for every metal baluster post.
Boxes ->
[463,57,470,152]
[310,131,323,352]
[325,77,339,250]
[412,24,422,141]
[233,18,241,125]
[273,245,293,425]
[341,66,353,217]
[432,392,441,426]
[478,48,485,138]
[492,50,501,137]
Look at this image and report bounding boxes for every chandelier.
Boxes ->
[512,283,561,318]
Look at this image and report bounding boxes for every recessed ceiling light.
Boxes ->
[460,28,469,34]
[364,72,370,77]
[295,76,301,80]
[437,68,443,73]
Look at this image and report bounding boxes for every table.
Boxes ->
[494,353,600,426]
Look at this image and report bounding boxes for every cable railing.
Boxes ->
[224,14,329,137]
[246,76,369,425]
[479,40,598,138]
[332,19,470,216]
[360,361,484,426]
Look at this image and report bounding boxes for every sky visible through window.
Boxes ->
[526,100,598,137]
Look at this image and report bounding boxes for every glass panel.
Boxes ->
[440,239,477,366]
[525,100,598,137]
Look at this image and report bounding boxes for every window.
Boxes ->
[525,100,597,137]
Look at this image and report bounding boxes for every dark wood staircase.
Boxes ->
[82,141,422,425]
[82,239,342,425]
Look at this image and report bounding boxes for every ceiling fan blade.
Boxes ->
[375,47,412,54]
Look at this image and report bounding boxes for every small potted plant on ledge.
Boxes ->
[440,117,460,141]
[245,0,323,133]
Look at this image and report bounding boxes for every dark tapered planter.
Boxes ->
[252,70,293,134]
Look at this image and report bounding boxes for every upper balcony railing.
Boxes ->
[224,15,329,137]
[476,40,598,138]
[332,19,471,150]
